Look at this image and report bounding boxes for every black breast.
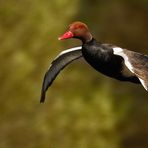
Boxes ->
[82,39,140,83]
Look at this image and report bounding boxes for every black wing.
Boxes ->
[40,46,82,103]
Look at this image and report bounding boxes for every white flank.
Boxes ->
[138,78,148,91]
[113,47,134,73]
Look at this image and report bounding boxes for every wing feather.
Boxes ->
[40,47,82,103]
[113,47,148,91]
[129,52,148,90]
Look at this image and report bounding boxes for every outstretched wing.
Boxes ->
[40,46,82,103]
[113,47,148,91]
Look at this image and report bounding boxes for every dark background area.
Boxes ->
[0,0,148,148]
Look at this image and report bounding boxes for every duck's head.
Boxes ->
[58,21,92,43]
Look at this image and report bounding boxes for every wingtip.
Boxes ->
[40,92,46,103]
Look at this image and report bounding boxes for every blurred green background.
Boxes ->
[0,0,148,148]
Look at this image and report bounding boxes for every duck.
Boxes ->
[40,21,148,103]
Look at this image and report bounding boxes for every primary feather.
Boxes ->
[40,47,82,103]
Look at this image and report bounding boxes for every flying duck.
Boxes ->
[40,21,148,102]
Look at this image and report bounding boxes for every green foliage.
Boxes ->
[0,0,148,148]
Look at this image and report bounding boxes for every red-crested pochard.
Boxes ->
[40,22,148,102]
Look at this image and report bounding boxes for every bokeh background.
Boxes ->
[0,0,148,148]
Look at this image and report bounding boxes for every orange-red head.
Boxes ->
[59,21,92,43]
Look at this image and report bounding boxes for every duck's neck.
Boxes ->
[79,32,93,44]
[83,38,100,47]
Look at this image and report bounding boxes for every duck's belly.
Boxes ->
[82,49,140,83]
